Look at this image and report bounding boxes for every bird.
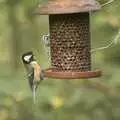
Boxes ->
[41,34,51,57]
[41,34,50,48]
[41,34,51,66]
[22,51,44,103]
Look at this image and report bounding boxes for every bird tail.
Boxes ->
[32,85,37,104]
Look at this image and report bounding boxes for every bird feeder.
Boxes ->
[34,0,102,79]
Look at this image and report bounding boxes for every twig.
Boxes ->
[91,28,120,53]
[82,79,117,96]
[101,0,115,7]
[91,41,114,53]
[114,28,120,44]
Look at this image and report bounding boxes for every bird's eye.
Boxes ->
[24,55,32,62]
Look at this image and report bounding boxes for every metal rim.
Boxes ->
[44,68,102,79]
[34,0,101,15]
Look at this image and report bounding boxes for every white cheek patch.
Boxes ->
[24,55,32,62]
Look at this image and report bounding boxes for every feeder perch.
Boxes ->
[34,0,102,79]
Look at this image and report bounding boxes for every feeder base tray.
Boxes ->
[44,68,102,79]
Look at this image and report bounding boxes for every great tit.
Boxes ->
[22,51,44,103]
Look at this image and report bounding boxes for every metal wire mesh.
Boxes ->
[49,13,91,72]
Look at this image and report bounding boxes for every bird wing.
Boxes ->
[34,63,41,82]
[40,70,44,80]
[28,68,34,90]
[33,62,44,82]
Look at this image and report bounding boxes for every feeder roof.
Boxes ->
[34,0,101,15]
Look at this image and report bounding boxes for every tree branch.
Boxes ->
[101,0,115,7]
[91,28,120,53]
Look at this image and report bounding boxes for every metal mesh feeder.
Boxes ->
[34,0,102,79]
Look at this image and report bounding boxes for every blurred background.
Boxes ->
[0,0,120,120]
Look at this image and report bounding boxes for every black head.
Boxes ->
[22,51,35,64]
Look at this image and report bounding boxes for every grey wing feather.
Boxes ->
[28,68,34,90]
[40,70,44,80]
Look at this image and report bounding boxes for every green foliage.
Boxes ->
[1,74,120,120]
[0,0,120,120]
